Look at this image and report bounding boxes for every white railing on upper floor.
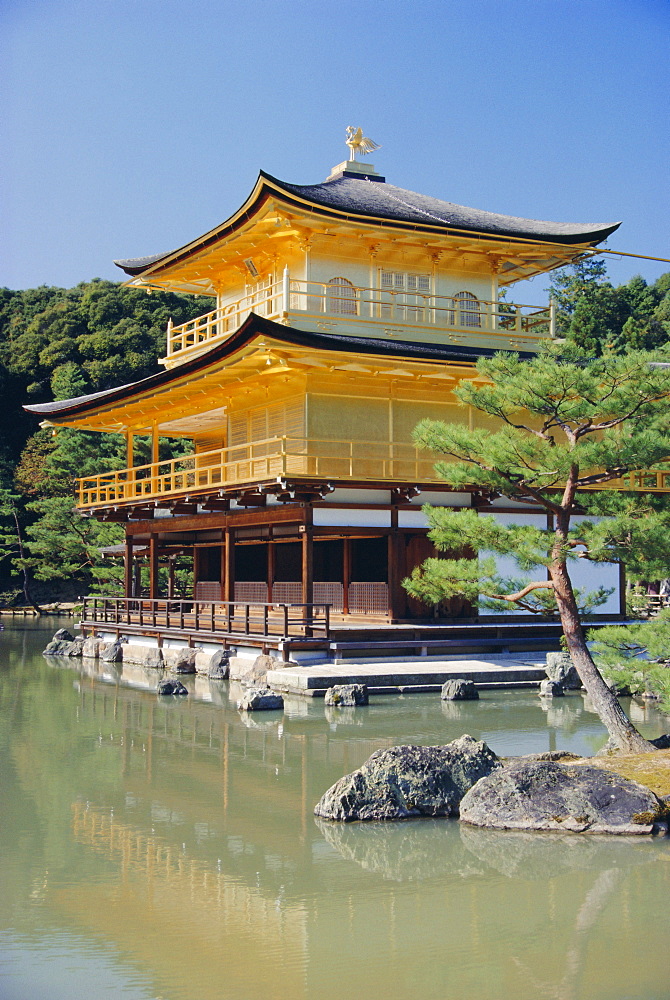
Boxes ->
[164,269,554,360]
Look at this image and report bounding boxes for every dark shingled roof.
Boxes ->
[114,170,620,276]
[24,314,532,421]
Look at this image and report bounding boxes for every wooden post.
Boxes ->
[149,535,159,600]
[167,557,175,599]
[387,507,402,619]
[301,507,314,606]
[224,527,235,603]
[124,535,134,598]
[342,537,351,614]
[151,423,159,497]
[267,540,275,603]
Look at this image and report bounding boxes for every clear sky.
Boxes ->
[2,0,669,302]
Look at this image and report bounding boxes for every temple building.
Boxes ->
[27,139,652,663]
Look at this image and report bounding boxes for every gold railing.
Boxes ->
[76,439,670,508]
[165,272,553,360]
[75,437,443,507]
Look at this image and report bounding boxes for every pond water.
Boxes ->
[1,618,669,1000]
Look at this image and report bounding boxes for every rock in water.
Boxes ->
[545,651,581,690]
[158,680,189,696]
[237,687,284,711]
[324,684,369,707]
[53,628,74,642]
[441,679,479,701]
[208,649,230,679]
[314,735,501,822]
[459,760,667,835]
[101,638,123,663]
[539,679,564,698]
[43,634,85,657]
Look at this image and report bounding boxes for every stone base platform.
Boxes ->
[268,653,547,697]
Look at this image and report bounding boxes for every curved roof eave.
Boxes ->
[24,313,532,423]
[114,170,621,278]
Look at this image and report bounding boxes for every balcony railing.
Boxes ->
[164,271,554,361]
[76,437,444,507]
[81,596,330,640]
[75,437,670,509]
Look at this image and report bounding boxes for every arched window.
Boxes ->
[327,277,357,315]
[454,290,481,328]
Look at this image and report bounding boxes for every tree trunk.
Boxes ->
[13,510,42,616]
[550,558,653,753]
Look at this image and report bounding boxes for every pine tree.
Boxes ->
[405,343,670,752]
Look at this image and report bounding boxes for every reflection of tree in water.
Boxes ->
[512,868,624,1000]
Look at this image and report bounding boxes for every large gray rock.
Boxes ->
[237,686,284,712]
[545,651,581,690]
[82,636,104,659]
[441,678,479,701]
[324,684,368,707]
[459,760,667,835]
[207,649,230,679]
[163,648,197,674]
[229,653,276,686]
[53,628,74,642]
[121,643,163,669]
[158,679,188,696]
[101,638,123,663]
[43,634,85,657]
[539,678,564,698]
[314,735,501,823]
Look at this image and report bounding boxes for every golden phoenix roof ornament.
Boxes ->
[345,126,381,160]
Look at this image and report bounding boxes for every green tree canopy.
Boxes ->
[405,342,670,752]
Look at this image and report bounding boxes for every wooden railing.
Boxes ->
[164,271,553,360]
[75,436,442,506]
[81,596,330,640]
[76,438,670,508]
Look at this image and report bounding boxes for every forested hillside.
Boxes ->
[0,280,211,601]
[0,267,669,602]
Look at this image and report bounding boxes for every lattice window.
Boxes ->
[380,271,431,322]
[234,582,268,603]
[314,582,344,611]
[195,581,221,601]
[454,290,481,328]
[327,277,357,315]
[271,582,302,604]
[348,582,388,614]
[381,271,430,293]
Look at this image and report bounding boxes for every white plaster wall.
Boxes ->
[313,508,391,528]
[409,492,471,507]
[328,488,392,504]
[568,515,621,615]
[484,512,549,616]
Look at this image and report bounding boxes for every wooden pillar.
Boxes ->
[223,527,235,603]
[149,534,159,600]
[267,540,275,603]
[151,423,159,496]
[342,537,351,614]
[124,535,134,598]
[167,557,175,599]
[387,507,403,619]
[301,507,313,605]
[133,558,142,598]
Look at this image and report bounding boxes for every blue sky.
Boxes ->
[2,0,669,302]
